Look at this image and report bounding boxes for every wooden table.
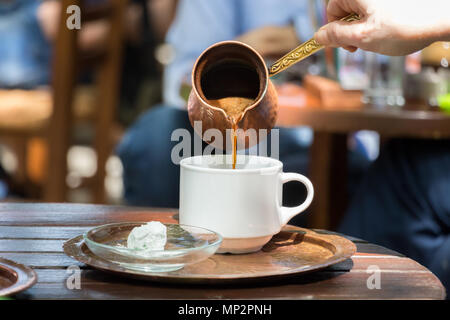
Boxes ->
[0,203,445,299]
[277,90,450,230]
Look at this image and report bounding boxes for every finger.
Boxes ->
[327,0,369,22]
[327,0,353,22]
[314,20,363,48]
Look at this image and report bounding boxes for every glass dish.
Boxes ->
[83,222,222,272]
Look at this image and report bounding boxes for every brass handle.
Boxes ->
[268,13,361,77]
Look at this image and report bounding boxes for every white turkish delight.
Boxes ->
[127,221,167,251]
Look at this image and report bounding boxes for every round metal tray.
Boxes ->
[0,258,37,297]
[64,225,356,284]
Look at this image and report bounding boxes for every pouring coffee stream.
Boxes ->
[188,14,360,169]
[207,97,254,169]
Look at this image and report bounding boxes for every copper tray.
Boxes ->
[0,258,37,297]
[63,225,356,284]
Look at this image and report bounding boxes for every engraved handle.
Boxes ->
[268,13,360,77]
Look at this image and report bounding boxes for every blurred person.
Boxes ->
[2,0,175,122]
[117,0,372,215]
[0,0,52,199]
[0,0,176,198]
[0,0,51,88]
[37,0,178,125]
[0,0,137,88]
[314,0,450,294]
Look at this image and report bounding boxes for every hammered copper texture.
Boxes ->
[187,41,278,150]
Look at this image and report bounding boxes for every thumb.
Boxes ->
[314,20,363,48]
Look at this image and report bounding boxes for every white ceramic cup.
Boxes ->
[179,155,314,254]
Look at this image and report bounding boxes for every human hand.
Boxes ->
[314,0,450,55]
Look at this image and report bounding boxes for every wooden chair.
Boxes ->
[0,0,128,203]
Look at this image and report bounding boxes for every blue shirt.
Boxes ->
[164,0,315,108]
[0,0,51,88]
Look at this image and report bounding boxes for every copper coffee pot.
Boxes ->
[188,40,276,150]
[187,14,360,150]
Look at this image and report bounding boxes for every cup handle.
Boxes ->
[278,172,314,226]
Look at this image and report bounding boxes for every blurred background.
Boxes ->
[0,0,449,291]
[1,0,448,205]
[0,0,179,203]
